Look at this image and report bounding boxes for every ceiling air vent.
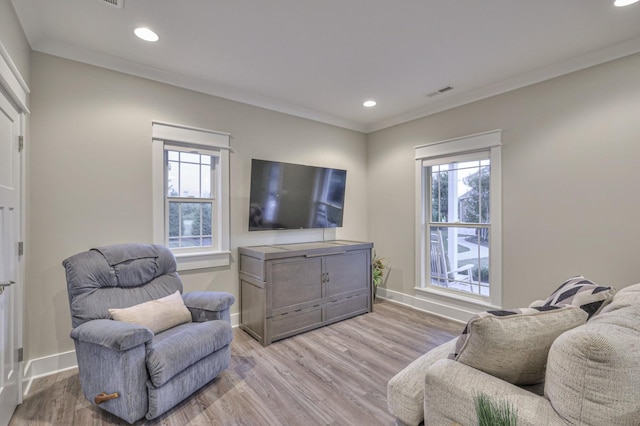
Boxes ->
[426,85,454,98]
[99,0,124,9]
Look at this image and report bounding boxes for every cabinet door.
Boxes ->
[268,256,322,315]
[324,250,369,298]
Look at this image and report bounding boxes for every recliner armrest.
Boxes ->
[70,319,153,351]
[182,291,235,322]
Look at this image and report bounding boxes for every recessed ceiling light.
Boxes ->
[363,100,377,108]
[614,0,639,6]
[134,27,159,42]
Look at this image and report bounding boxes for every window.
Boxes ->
[166,147,218,249]
[415,130,502,308]
[152,122,230,270]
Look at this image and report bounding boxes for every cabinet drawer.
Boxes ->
[270,309,323,341]
[325,295,369,323]
[240,254,264,280]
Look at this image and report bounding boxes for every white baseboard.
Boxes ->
[22,350,78,397]
[22,312,241,397]
[376,287,471,324]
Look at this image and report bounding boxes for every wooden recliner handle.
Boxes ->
[95,392,119,405]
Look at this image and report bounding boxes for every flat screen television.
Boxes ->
[248,159,347,231]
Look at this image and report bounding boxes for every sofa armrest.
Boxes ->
[70,319,153,351]
[182,291,235,323]
[387,338,458,426]
[424,359,568,426]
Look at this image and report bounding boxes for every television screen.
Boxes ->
[249,159,347,231]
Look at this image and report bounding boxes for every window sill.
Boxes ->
[414,286,501,311]
[173,250,231,271]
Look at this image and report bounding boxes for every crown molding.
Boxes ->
[30,38,368,133]
[365,36,640,133]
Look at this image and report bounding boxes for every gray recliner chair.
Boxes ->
[62,243,235,423]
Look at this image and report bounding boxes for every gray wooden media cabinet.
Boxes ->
[239,240,373,346]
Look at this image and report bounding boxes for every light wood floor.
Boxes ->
[9,300,462,425]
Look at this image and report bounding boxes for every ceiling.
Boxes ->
[11,0,640,133]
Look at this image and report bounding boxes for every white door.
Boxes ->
[0,85,22,426]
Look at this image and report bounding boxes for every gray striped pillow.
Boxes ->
[543,276,614,319]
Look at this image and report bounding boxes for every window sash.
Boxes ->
[164,147,219,251]
[164,147,219,200]
[425,156,492,298]
[427,157,491,225]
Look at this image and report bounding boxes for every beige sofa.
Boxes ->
[387,283,640,426]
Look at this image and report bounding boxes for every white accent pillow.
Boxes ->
[109,291,192,334]
[449,305,588,385]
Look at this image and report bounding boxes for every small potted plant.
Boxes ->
[372,254,388,300]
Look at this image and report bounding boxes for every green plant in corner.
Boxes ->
[372,253,389,293]
[474,392,517,426]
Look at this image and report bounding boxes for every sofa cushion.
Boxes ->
[543,276,614,319]
[599,283,640,315]
[387,338,457,426]
[109,291,192,334]
[545,305,640,424]
[146,320,233,387]
[450,306,587,385]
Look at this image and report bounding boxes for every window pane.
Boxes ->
[180,152,200,163]
[180,203,198,236]
[201,155,211,165]
[201,164,211,198]
[460,164,491,224]
[169,202,180,237]
[167,161,179,197]
[200,203,212,237]
[431,169,449,222]
[180,162,201,197]
[429,226,489,296]
[168,151,179,161]
[480,165,490,223]
[181,237,201,247]
[169,201,213,248]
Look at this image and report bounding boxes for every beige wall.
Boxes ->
[368,52,640,310]
[27,52,368,359]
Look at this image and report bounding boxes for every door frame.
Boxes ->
[0,40,30,405]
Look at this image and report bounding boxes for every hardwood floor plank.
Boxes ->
[10,300,460,425]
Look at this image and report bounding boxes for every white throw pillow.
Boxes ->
[449,305,588,385]
[109,291,192,334]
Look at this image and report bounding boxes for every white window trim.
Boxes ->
[152,121,231,271]
[414,129,503,314]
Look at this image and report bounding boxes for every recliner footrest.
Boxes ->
[146,320,233,387]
